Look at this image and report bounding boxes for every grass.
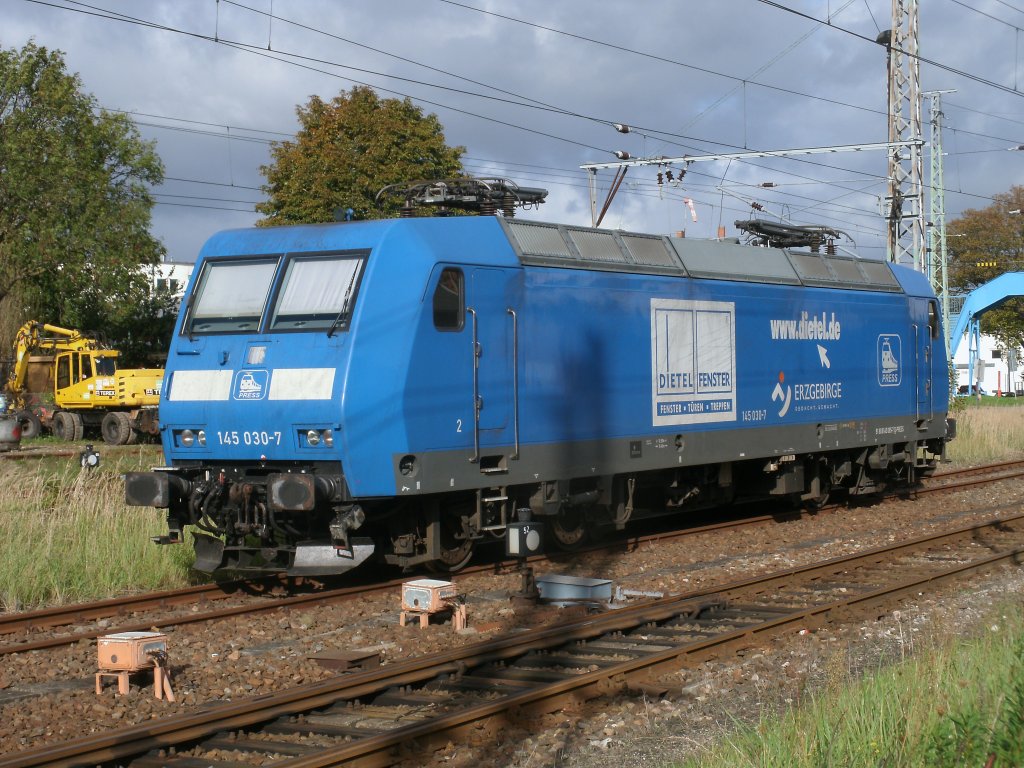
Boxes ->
[953,394,1024,408]
[674,606,1024,768]
[0,441,195,610]
[946,402,1024,464]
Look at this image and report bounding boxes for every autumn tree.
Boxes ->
[947,185,1024,352]
[257,86,464,224]
[0,42,168,364]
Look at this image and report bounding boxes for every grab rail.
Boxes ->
[507,307,520,460]
[468,307,480,463]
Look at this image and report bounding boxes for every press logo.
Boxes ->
[877,335,902,387]
[233,369,269,400]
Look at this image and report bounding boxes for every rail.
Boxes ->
[2,459,1022,657]
[7,509,1024,767]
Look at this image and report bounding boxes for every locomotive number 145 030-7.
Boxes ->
[217,430,282,446]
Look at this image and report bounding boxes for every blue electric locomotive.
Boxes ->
[126,194,952,575]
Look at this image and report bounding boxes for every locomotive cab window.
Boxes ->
[928,300,940,339]
[185,257,280,335]
[433,268,464,330]
[268,252,366,332]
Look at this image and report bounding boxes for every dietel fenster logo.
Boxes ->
[877,335,902,387]
[233,369,269,400]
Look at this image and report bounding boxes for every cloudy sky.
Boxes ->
[5,0,1024,263]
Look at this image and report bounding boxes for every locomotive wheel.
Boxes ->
[549,505,588,550]
[425,512,474,573]
[805,462,833,510]
[806,478,832,510]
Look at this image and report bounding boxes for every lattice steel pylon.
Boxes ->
[926,89,955,358]
[883,0,925,269]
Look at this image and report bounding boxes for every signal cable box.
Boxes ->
[401,579,458,613]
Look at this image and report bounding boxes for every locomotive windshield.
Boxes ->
[185,258,279,334]
[269,253,366,332]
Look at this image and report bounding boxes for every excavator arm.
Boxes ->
[6,322,42,396]
[6,322,103,396]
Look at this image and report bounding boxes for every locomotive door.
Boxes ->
[912,298,935,426]
[467,267,518,462]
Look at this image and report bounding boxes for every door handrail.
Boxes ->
[507,307,520,460]
[468,307,480,463]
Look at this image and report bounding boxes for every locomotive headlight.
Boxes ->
[306,429,321,447]
[197,430,207,447]
[180,429,195,447]
[323,429,334,448]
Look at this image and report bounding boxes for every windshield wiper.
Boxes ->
[326,309,349,338]
[182,293,197,341]
[327,264,361,338]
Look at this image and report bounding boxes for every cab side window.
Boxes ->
[928,301,940,340]
[56,356,71,390]
[433,268,464,331]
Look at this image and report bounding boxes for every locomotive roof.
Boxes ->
[199,216,911,295]
[498,218,905,294]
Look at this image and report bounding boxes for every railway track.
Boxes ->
[916,457,1024,488]
[2,458,1022,658]
[7,506,1024,767]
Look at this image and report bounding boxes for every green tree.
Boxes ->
[947,186,1024,353]
[257,86,465,224]
[0,42,168,364]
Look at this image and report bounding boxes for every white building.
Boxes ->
[148,260,193,301]
[950,332,1020,395]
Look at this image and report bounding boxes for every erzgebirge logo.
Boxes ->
[772,371,792,418]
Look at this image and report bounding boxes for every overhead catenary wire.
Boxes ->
[42,0,905,219]
[32,0,908,169]
[29,0,614,154]
[33,0,1024,162]
[946,0,1024,30]
[755,0,1024,100]
[17,0,1018,244]
[41,0,1020,206]
[112,101,1012,213]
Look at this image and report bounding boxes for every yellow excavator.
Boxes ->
[3,322,163,445]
